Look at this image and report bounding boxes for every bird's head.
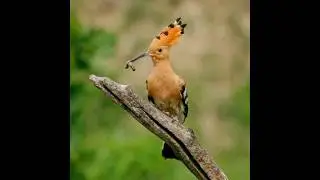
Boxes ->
[125,17,187,69]
[147,45,170,62]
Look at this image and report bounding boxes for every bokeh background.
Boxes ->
[70,0,249,179]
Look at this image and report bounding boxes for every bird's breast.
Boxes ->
[147,71,182,118]
[147,76,180,102]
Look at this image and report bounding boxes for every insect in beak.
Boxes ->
[125,52,149,71]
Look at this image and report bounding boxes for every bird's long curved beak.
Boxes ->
[125,52,149,71]
[129,52,149,63]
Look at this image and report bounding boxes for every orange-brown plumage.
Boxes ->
[126,17,188,160]
[146,18,188,160]
[148,17,186,52]
[145,17,188,123]
[146,60,186,122]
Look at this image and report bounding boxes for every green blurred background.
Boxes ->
[70,0,249,179]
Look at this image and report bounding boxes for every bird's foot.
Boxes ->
[172,116,179,123]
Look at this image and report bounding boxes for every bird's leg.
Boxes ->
[172,116,179,123]
[163,111,177,123]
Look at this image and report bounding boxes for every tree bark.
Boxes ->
[89,74,229,180]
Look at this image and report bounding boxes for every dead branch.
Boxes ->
[89,74,229,180]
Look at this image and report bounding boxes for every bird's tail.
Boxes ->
[161,142,179,160]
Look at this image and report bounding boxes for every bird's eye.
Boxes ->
[158,48,162,52]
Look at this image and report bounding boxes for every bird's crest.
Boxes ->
[125,17,187,71]
[148,17,187,50]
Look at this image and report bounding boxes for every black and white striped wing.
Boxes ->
[146,80,155,104]
[180,80,188,122]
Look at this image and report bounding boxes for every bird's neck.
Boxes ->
[152,59,174,72]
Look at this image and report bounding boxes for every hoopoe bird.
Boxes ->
[126,17,188,160]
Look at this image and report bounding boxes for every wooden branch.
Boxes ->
[89,74,229,180]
